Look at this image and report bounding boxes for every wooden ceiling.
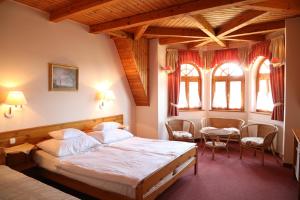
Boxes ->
[14,0,300,49]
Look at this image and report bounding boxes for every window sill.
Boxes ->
[251,111,272,116]
[209,109,245,113]
[179,108,204,112]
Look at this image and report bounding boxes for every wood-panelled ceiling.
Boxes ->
[14,0,300,48]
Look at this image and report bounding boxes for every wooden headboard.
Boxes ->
[0,114,123,148]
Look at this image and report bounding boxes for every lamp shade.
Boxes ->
[5,91,27,105]
[105,90,115,101]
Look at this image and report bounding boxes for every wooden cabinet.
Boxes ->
[4,143,36,172]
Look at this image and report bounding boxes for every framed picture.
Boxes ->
[48,63,79,91]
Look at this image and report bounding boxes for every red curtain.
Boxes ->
[178,50,203,67]
[211,48,239,68]
[248,41,271,64]
[270,64,285,121]
[168,64,180,116]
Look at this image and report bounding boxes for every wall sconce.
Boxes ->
[96,90,115,109]
[160,65,173,74]
[4,91,27,118]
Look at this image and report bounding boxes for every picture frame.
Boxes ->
[48,63,79,91]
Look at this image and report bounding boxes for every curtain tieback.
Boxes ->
[274,102,283,107]
[170,103,179,108]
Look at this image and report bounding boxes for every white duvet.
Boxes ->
[108,137,196,157]
[57,146,174,187]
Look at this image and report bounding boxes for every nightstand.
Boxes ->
[4,143,37,172]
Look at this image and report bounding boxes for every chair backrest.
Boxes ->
[242,123,278,147]
[202,118,245,130]
[257,124,278,146]
[165,119,195,140]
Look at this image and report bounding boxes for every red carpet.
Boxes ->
[157,143,297,200]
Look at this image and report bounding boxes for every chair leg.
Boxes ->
[212,147,215,160]
[226,146,230,158]
[201,145,206,155]
[271,143,276,157]
[240,145,243,160]
[262,149,265,166]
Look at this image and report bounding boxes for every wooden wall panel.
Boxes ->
[0,114,123,148]
[114,38,149,106]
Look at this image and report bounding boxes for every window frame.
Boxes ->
[211,62,245,111]
[179,63,202,111]
[256,58,273,114]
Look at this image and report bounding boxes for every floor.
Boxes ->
[30,143,298,200]
[157,143,297,200]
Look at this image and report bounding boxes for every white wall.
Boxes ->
[135,40,169,139]
[135,40,159,138]
[284,17,300,164]
[0,0,136,132]
[157,44,168,139]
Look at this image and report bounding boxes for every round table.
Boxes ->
[200,128,235,160]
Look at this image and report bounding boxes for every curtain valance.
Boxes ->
[211,48,240,68]
[248,41,271,64]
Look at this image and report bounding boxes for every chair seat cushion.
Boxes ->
[241,137,264,146]
[205,141,226,148]
[173,131,193,139]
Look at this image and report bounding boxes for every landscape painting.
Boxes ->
[49,63,78,91]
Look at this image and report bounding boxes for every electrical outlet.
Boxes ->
[9,138,16,145]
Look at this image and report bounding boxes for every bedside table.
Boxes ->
[4,143,37,172]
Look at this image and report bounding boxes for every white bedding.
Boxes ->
[33,138,196,198]
[108,137,196,157]
[57,146,174,187]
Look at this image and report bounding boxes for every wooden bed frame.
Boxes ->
[0,114,198,200]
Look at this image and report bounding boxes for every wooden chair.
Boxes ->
[240,123,278,165]
[165,119,199,142]
[201,118,245,142]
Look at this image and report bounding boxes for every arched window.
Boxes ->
[256,59,273,112]
[212,63,244,110]
[178,63,202,109]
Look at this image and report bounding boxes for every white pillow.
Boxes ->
[49,128,85,140]
[93,122,122,131]
[89,129,133,144]
[37,135,101,157]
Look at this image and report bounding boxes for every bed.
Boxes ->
[0,165,78,200]
[0,115,198,200]
[34,140,197,200]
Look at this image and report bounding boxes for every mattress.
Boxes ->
[108,137,196,157]
[34,150,136,198]
[0,165,78,200]
[34,148,195,199]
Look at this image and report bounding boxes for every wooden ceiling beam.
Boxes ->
[159,37,207,45]
[134,25,149,40]
[223,34,265,41]
[90,0,267,33]
[106,30,130,38]
[226,20,285,37]
[217,10,266,37]
[144,27,207,38]
[50,0,116,22]
[243,0,300,12]
[190,15,226,47]
[187,39,213,49]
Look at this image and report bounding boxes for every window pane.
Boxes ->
[181,64,199,77]
[259,59,271,74]
[189,82,201,108]
[214,63,243,76]
[213,81,227,108]
[229,81,242,109]
[178,82,188,108]
[257,80,274,111]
